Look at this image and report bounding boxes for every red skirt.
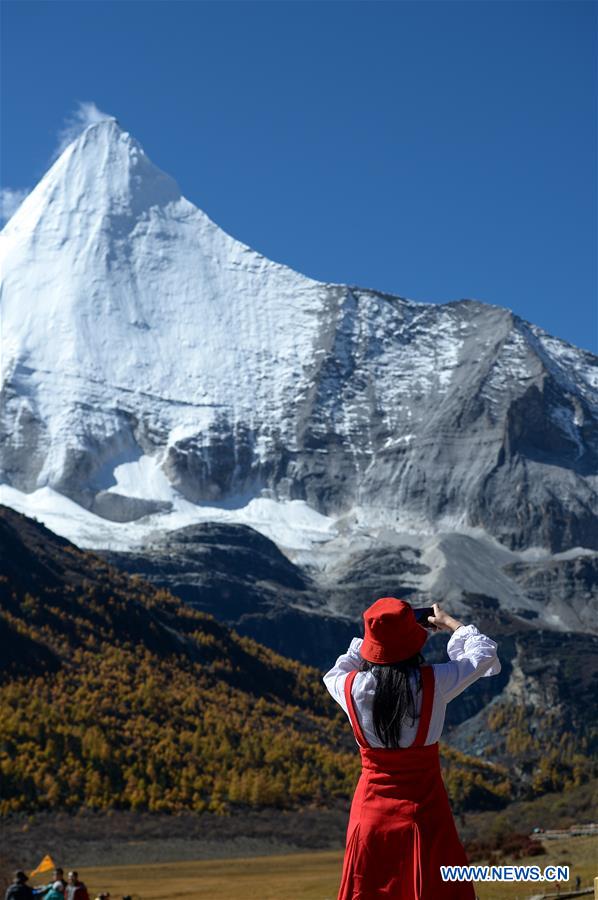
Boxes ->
[338,743,475,900]
[338,668,475,900]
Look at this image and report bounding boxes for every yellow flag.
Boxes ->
[30,854,56,878]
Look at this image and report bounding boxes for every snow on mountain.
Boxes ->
[1,119,597,570]
[1,118,327,484]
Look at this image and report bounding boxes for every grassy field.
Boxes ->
[33,836,597,900]
[41,852,342,900]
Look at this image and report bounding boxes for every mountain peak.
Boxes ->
[2,118,181,239]
[71,116,151,169]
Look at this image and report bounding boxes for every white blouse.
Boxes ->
[323,625,501,748]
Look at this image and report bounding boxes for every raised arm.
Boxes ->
[428,603,501,702]
[322,637,364,708]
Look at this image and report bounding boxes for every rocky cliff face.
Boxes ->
[97,518,597,671]
[95,521,355,669]
[446,627,598,789]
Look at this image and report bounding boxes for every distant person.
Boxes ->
[575,875,582,890]
[52,872,65,893]
[324,598,501,899]
[39,872,66,898]
[4,872,34,900]
[65,874,88,900]
[39,885,64,900]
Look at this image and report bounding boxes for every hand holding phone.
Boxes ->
[413,606,437,629]
[426,603,464,633]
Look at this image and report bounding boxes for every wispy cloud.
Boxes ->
[0,187,29,226]
[54,101,113,158]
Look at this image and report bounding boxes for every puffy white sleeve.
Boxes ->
[433,624,501,703]
[322,637,364,711]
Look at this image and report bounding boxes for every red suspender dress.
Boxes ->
[337,667,475,900]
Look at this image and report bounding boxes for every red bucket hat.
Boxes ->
[360,597,428,664]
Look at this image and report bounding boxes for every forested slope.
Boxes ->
[0,506,515,815]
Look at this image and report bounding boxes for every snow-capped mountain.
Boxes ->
[1,119,597,621]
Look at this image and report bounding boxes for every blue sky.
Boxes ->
[1,1,596,352]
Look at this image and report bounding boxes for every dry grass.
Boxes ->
[31,837,597,900]
[50,852,344,900]
[472,835,597,900]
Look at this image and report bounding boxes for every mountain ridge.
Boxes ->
[1,118,597,633]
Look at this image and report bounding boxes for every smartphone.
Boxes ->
[413,606,435,628]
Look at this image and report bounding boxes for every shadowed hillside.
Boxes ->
[0,505,512,817]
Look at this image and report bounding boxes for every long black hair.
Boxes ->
[360,652,425,748]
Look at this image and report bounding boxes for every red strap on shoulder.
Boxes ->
[343,670,370,749]
[411,665,435,747]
